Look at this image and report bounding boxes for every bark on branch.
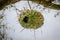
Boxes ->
[0,0,20,10]
[0,0,60,10]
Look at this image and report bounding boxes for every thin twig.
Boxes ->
[34,29,36,40]
[20,28,25,32]
[12,4,22,12]
[23,6,26,10]
[27,1,31,9]
[12,4,20,17]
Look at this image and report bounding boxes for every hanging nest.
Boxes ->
[18,9,44,29]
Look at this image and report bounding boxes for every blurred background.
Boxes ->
[0,0,60,40]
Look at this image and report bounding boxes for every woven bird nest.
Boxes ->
[18,9,44,29]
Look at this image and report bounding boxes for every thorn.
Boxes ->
[27,1,31,9]
[20,29,24,32]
